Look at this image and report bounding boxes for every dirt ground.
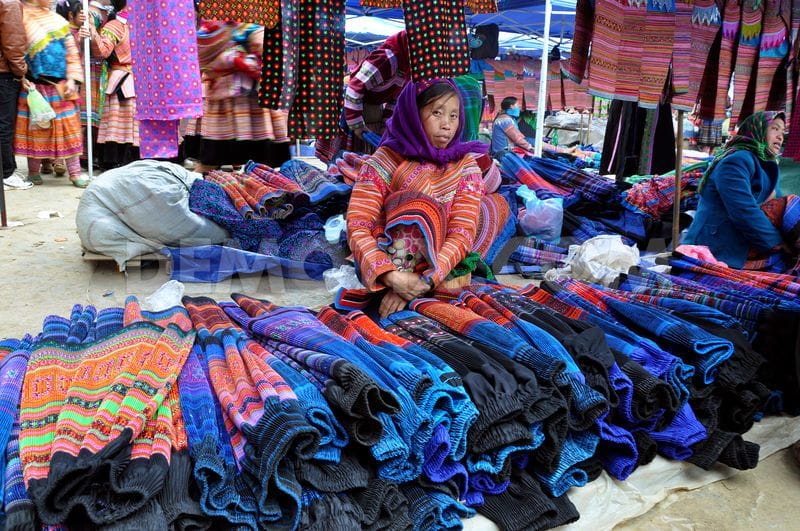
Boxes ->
[2,158,799,529]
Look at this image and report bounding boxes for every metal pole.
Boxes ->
[672,110,685,248]
[0,135,6,227]
[534,0,552,157]
[82,0,93,180]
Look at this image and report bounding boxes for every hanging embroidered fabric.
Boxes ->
[584,0,645,102]
[669,0,693,105]
[753,0,789,113]
[196,0,280,29]
[638,0,677,109]
[260,0,344,138]
[402,0,470,81]
[565,0,594,84]
[731,0,764,126]
[698,0,742,129]
[783,3,800,159]
[128,0,203,158]
[672,0,722,111]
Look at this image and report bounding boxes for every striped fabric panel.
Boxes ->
[732,0,765,125]
[672,0,721,110]
[754,0,790,112]
[670,0,693,101]
[15,84,82,159]
[639,2,676,109]
[199,96,276,141]
[97,94,139,145]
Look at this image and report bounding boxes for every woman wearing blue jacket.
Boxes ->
[683,111,791,271]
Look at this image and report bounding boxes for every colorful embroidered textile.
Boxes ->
[20,299,195,525]
[14,83,82,160]
[188,178,283,252]
[128,0,203,158]
[622,167,704,219]
[753,0,789,113]
[731,0,765,125]
[197,0,280,29]
[182,296,318,530]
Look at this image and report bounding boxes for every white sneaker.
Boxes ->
[3,172,33,190]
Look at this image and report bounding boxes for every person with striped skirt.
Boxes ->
[14,0,87,188]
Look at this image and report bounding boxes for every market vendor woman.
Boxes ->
[346,79,488,318]
[683,111,795,271]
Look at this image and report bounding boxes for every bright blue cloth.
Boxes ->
[535,429,600,496]
[683,150,783,268]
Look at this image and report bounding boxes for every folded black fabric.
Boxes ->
[296,449,372,493]
[686,429,742,471]
[632,430,658,467]
[351,478,413,531]
[299,491,364,531]
[477,469,577,531]
[614,352,679,424]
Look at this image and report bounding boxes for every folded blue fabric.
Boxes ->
[595,415,638,480]
[650,403,708,460]
[536,429,599,496]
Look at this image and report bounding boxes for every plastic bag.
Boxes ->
[323,264,365,293]
[27,87,56,129]
[516,185,563,242]
[545,234,640,286]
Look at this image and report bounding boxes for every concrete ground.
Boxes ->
[1,158,799,529]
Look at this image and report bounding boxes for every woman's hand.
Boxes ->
[64,79,78,98]
[379,290,408,319]
[381,270,431,301]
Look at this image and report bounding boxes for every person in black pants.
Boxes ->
[0,0,33,190]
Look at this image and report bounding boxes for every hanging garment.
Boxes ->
[196,0,280,29]
[699,0,742,125]
[670,0,693,102]
[673,0,722,110]
[402,0,470,81]
[731,0,764,125]
[128,0,203,158]
[754,0,790,113]
[259,0,344,138]
[639,0,677,109]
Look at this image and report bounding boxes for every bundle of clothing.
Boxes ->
[176,159,353,282]
[622,163,708,220]
[0,265,793,530]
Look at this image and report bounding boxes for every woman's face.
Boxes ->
[420,93,460,149]
[766,118,785,157]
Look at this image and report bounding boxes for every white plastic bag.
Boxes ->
[545,234,640,286]
[516,185,563,242]
[323,264,365,293]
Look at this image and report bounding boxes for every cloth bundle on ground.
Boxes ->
[76,160,229,269]
[622,165,705,219]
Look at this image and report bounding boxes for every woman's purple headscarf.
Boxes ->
[380,79,488,165]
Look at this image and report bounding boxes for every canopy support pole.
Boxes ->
[82,0,93,181]
[534,0,552,157]
[672,110,685,248]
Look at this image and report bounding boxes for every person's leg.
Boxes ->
[0,76,19,179]
[27,158,42,185]
[66,157,87,188]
